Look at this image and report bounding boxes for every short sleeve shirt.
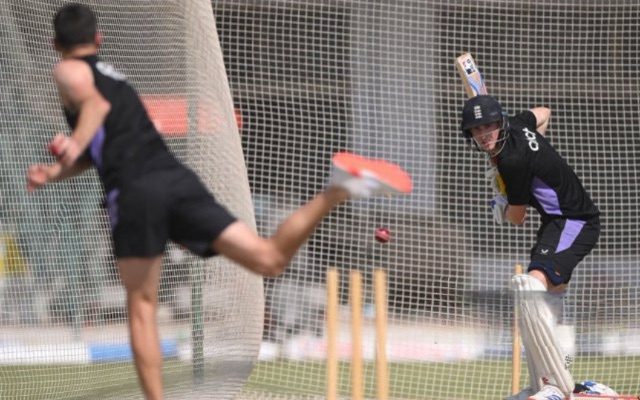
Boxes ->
[495,111,599,220]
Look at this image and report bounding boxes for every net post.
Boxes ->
[186,26,205,383]
[191,258,205,385]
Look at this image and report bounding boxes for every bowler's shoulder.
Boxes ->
[53,59,93,84]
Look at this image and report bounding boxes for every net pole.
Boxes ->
[65,211,83,341]
[185,11,205,380]
[191,258,205,385]
[188,84,205,386]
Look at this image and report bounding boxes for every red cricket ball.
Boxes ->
[375,227,391,243]
[48,143,60,156]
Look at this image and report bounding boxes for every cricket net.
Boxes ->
[1,1,640,400]
[211,0,640,399]
[0,1,262,399]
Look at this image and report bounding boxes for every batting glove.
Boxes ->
[485,167,507,195]
[490,195,508,224]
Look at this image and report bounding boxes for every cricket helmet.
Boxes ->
[460,95,504,138]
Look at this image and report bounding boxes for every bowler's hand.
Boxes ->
[49,133,82,167]
[27,164,57,192]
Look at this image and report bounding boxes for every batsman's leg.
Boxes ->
[512,274,574,397]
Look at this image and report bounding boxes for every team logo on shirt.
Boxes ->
[96,61,126,81]
[523,127,539,151]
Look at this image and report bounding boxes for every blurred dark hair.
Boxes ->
[53,3,97,50]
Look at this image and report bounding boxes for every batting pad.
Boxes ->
[512,274,575,396]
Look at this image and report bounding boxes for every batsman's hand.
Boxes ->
[490,195,508,224]
[485,167,507,195]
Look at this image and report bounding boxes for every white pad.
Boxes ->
[512,274,574,396]
[525,349,540,392]
[547,291,576,369]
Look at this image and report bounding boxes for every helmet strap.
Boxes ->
[491,117,510,156]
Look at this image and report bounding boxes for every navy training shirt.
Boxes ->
[63,55,179,192]
[495,111,599,220]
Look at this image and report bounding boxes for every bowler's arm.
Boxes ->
[27,155,92,192]
[53,60,111,165]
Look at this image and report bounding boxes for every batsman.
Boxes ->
[460,95,601,400]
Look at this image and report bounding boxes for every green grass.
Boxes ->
[0,361,196,399]
[245,359,512,399]
[2,357,639,399]
[1,362,140,399]
[244,357,640,399]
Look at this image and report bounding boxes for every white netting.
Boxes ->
[2,1,640,399]
[212,1,640,399]
[0,1,262,399]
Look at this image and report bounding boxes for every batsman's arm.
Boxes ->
[505,204,526,225]
[530,107,551,136]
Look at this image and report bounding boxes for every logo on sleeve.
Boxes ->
[96,61,126,81]
[523,127,539,151]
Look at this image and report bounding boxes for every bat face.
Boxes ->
[456,53,488,97]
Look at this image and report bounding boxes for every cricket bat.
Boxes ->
[455,52,488,98]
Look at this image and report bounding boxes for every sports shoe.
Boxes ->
[504,386,535,400]
[329,152,412,199]
[528,384,565,400]
[575,380,618,395]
